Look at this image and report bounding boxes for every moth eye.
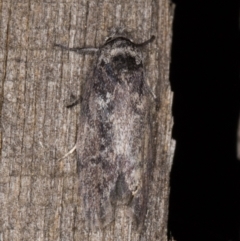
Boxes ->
[105,37,112,43]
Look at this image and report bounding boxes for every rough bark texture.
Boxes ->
[0,0,175,240]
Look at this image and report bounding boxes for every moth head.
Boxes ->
[104,36,134,45]
[99,37,143,71]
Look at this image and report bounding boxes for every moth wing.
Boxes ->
[76,73,118,229]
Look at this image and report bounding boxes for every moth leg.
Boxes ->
[57,144,76,161]
[137,35,156,99]
[65,93,82,108]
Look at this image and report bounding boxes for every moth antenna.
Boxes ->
[54,44,98,54]
[134,35,155,47]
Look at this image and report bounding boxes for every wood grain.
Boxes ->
[0,0,175,240]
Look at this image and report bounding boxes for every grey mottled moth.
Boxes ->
[55,33,155,230]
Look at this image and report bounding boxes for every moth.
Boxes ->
[55,33,155,230]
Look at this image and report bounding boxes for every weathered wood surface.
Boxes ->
[0,0,175,240]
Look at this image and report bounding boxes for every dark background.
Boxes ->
[168,1,239,241]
